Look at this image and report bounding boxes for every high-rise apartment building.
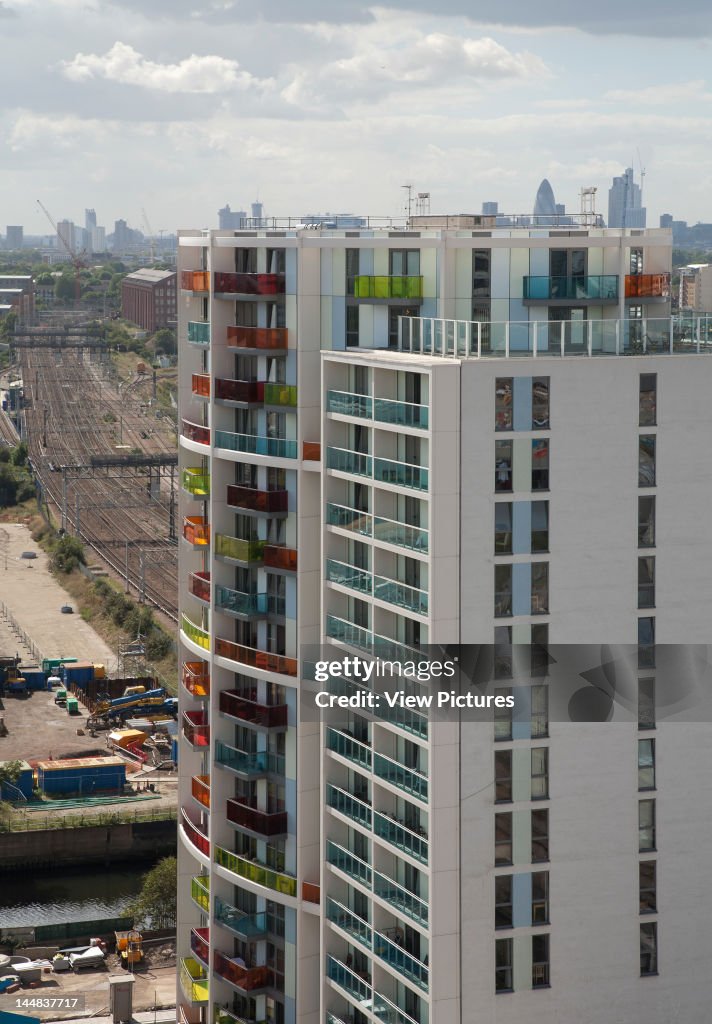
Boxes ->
[177,216,712,1024]
[608,168,647,229]
[56,219,75,254]
[6,226,23,250]
[85,208,97,231]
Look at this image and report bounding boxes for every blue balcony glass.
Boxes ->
[374,398,428,429]
[326,502,373,537]
[326,558,372,595]
[373,517,428,553]
[326,955,371,1001]
[326,614,373,650]
[373,576,428,615]
[327,390,373,418]
[373,752,428,801]
[187,321,210,345]
[326,839,372,886]
[326,783,372,828]
[523,275,619,302]
[215,741,285,778]
[215,431,298,459]
[327,897,372,950]
[373,869,428,927]
[373,458,428,491]
[327,727,372,770]
[214,896,268,940]
[371,993,421,1024]
[326,447,372,477]
[215,585,285,618]
[373,930,429,991]
[374,811,428,863]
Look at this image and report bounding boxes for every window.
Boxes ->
[638,496,655,547]
[640,374,657,427]
[638,738,656,790]
[532,934,550,988]
[389,249,420,276]
[495,441,513,492]
[494,625,513,679]
[496,378,513,431]
[473,249,491,297]
[639,435,656,487]
[495,503,513,554]
[532,377,550,429]
[531,685,549,739]
[389,305,419,347]
[638,557,655,609]
[494,687,513,741]
[495,874,513,928]
[532,871,549,924]
[532,439,549,490]
[639,861,657,914]
[531,747,549,799]
[630,248,644,275]
[531,808,549,862]
[346,248,360,280]
[495,564,512,617]
[638,617,655,669]
[639,799,656,851]
[346,306,359,347]
[495,938,513,992]
[531,562,549,615]
[495,750,512,802]
[640,922,658,975]
[531,623,549,679]
[495,812,513,865]
[531,502,549,553]
[638,677,655,731]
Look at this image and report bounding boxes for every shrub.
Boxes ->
[51,535,86,573]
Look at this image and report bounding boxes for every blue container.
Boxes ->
[62,662,94,686]
[37,757,126,795]
[0,760,34,801]
[171,738,178,764]
[21,666,47,691]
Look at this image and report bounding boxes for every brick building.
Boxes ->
[121,268,177,331]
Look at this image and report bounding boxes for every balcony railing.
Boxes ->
[263,382,297,407]
[326,502,372,538]
[215,378,263,404]
[190,926,210,966]
[213,949,273,993]
[182,613,210,650]
[303,881,320,904]
[179,957,209,1004]
[215,586,284,618]
[303,441,321,461]
[227,485,288,515]
[216,431,297,459]
[263,544,297,572]
[226,325,288,350]
[373,576,428,615]
[327,896,372,950]
[187,320,210,345]
[327,390,372,418]
[182,420,210,446]
[327,727,372,770]
[189,571,211,603]
[215,638,298,677]
[374,811,428,864]
[215,534,266,564]
[227,797,288,837]
[190,874,210,913]
[183,515,210,547]
[326,955,371,1001]
[180,809,209,858]
[326,783,372,828]
[215,844,297,897]
[374,752,428,801]
[373,516,428,553]
[219,690,288,728]
[191,774,211,809]
[191,373,210,397]
[371,991,420,1024]
[215,896,268,939]
[182,710,209,748]
[182,272,210,292]
[373,457,428,491]
[182,468,210,497]
[214,1007,267,1024]
[216,741,285,778]
[326,839,372,887]
[326,446,372,477]
[374,930,428,991]
[214,271,285,296]
[523,275,619,301]
[325,614,372,650]
[625,273,671,299]
[182,662,210,698]
[350,275,423,300]
[326,558,372,595]
[373,868,428,927]
[374,397,429,429]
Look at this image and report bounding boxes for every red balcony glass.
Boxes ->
[215,639,298,677]
[263,545,298,572]
[214,272,285,296]
[190,927,210,967]
[303,442,321,461]
[189,571,211,603]
[227,485,288,515]
[191,373,210,398]
[215,378,264,403]
[226,326,288,350]
[302,881,320,904]
[178,1004,202,1024]
[227,797,287,836]
[625,273,671,299]
[183,420,210,446]
[219,690,288,728]
[183,710,210,747]
[192,775,211,809]
[182,662,210,698]
[181,809,209,857]
[183,516,210,547]
[181,270,210,291]
[213,950,273,993]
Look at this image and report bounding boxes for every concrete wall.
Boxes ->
[0,818,176,870]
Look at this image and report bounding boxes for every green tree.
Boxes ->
[124,856,177,929]
[152,328,176,356]
[11,441,27,466]
[0,760,23,787]
[55,275,76,305]
[0,466,17,507]
[51,534,86,573]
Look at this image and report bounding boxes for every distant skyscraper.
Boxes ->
[85,209,97,231]
[91,226,106,252]
[608,168,646,229]
[482,201,499,216]
[218,204,247,230]
[113,219,130,251]
[660,214,673,229]
[533,179,557,220]
[251,200,265,225]
[6,226,23,250]
[56,219,75,254]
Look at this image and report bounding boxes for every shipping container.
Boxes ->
[42,657,77,674]
[36,756,126,795]
[20,666,47,691]
[62,661,95,686]
[0,760,34,801]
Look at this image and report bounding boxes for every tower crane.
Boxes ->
[141,208,157,263]
[36,199,88,304]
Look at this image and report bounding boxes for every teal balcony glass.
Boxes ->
[326,502,373,537]
[327,783,372,828]
[373,457,428,491]
[350,276,424,300]
[374,811,428,864]
[215,740,285,778]
[187,321,210,345]
[373,752,428,801]
[326,558,372,595]
[373,869,429,927]
[373,516,428,553]
[263,382,297,407]
[373,576,428,615]
[327,727,372,770]
[523,275,619,301]
[374,398,428,429]
[371,992,420,1024]
[326,447,372,477]
[326,614,372,650]
[373,930,428,991]
[327,390,373,418]
[214,845,297,898]
[215,585,285,618]
[214,534,266,564]
[327,897,372,949]
[326,839,372,886]
[326,956,371,1001]
[214,896,268,940]
[215,431,298,459]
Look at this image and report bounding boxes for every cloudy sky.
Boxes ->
[3,0,712,235]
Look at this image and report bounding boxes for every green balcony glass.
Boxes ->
[182,468,210,497]
[179,958,209,1004]
[327,390,372,417]
[373,516,428,553]
[327,727,372,769]
[327,897,372,949]
[182,613,210,651]
[215,896,269,939]
[326,839,372,886]
[187,321,210,345]
[215,740,285,778]
[374,751,428,801]
[326,502,373,537]
[373,576,428,615]
[374,397,428,429]
[214,845,297,897]
[215,431,298,459]
[326,447,372,477]
[326,558,372,595]
[190,875,210,913]
[373,457,428,491]
[374,810,428,864]
[263,382,297,407]
[373,869,428,927]
[351,275,424,300]
[327,783,372,827]
[214,534,266,563]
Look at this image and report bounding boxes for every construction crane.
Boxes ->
[36,199,88,303]
[141,208,156,263]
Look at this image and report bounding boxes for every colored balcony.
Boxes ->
[374,457,428,491]
[215,534,266,564]
[263,544,297,572]
[373,930,428,991]
[263,382,297,407]
[215,586,285,619]
[303,441,321,461]
[213,949,273,993]
[226,797,288,837]
[182,613,210,651]
[215,896,269,940]
[373,575,429,615]
[215,741,285,778]
[523,275,619,302]
[227,485,288,515]
[327,839,372,887]
[215,637,298,677]
[214,271,285,296]
[182,661,210,699]
[182,468,210,497]
[216,431,297,459]
[625,273,671,299]
[327,783,372,828]
[180,809,210,858]
[191,774,211,810]
[219,690,288,729]
[215,844,297,897]
[179,957,209,1004]
[326,447,372,477]
[181,271,210,292]
[327,390,373,418]
[183,516,210,547]
[182,710,210,748]
[349,275,424,301]
[180,1006,204,1024]
[373,868,428,927]
[374,397,429,430]
[190,875,210,913]
[187,321,210,345]
[374,751,428,801]
[191,373,210,398]
[189,571,211,604]
[226,325,288,351]
[327,896,372,950]
[182,420,210,446]
[327,727,372,770]
[215,1007,268,1024]
[326,558,372,595]
[326,955,371,1002]
[215,378,263,404]
[190,926,210,967]
[374,810,428,864]
[302,881,320,905]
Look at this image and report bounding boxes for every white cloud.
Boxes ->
[604,80,712,105]
[60,41,269,94]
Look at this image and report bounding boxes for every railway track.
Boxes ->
[0,408,20,446]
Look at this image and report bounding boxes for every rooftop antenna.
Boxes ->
[636,147,646,202]
[402,184,413,221]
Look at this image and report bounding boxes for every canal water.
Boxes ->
[0,863,146,927]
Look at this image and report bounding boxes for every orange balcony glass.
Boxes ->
[181,270,210,292]
[227,485,288,515]
[215,272,285,296]
[190,927,210,967]
[227,797,287,836]
[625,273,671,299]
[219,690,288,728]
[226,326,288,351]
[303,441,321,461]
[183,420,210,445]
[178,1004,202,1024]
[183,516,210,547]
[183,710,210,747]
[192,373,210,398]
[302,881,320,904]
[182,662,210,698]
[213,950,273,993]
[215,378,264,403]
[189,571,211,603]
[215,639,298,677]
[181,808,209,857]
[192,775,211,809]
[263,545,297,572]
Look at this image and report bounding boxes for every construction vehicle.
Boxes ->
[54,688,68,706]
[115,929,143,969]
[93,687,172,716]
